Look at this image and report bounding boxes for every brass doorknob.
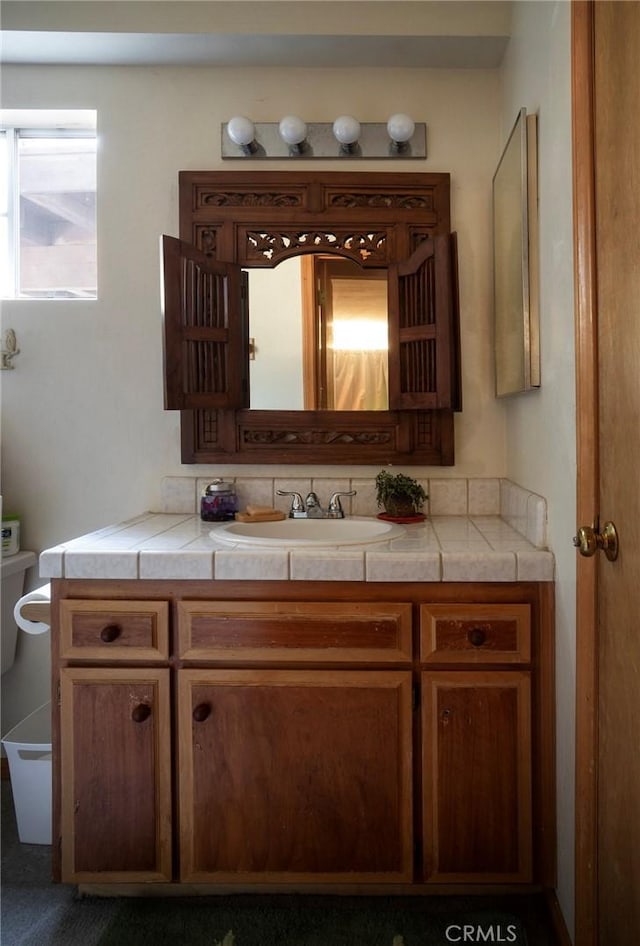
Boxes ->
[573,521,619,561]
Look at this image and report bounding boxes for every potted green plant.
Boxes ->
[375,470,428,519]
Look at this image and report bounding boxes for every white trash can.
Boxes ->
[1,701,52,844]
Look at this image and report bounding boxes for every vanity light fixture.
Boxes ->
[221,115,426,160]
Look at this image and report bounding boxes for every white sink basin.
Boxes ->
[211,517,406,548]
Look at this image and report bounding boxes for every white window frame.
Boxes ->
[0,110,97,300]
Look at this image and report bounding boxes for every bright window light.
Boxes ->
[0,109,97,300]
[331,318,389,351]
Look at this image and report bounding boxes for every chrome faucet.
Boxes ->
[277,489,356,519]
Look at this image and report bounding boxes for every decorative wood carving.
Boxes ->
[241,428,394,446]
[244,229,388,265]
[328,193,433,210]
[173,170,458,465]
[201,191,303,208]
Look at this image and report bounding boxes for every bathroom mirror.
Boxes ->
[492,108,540,397]
[164,170,460,465]
[248,256,389,411]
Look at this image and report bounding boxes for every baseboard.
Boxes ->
[544,889,573,946]
[79,883,549,898]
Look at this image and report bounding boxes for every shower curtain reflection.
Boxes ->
[331,317,389,411]
[321,261,389,411]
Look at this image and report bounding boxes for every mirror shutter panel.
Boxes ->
[388,234,455,410]
[162,236,248,410]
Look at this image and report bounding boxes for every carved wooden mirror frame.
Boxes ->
[172,170,460,465]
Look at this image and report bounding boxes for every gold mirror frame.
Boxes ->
[492,108,540,397]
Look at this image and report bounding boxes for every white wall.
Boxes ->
[0,61,504,556]
[0,60,504,731]
[499,2,576,937]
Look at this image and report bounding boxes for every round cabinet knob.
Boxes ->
[131,703,152,723]
[100,624,122,643]
[468,627,487,647]
[192,703,212,723]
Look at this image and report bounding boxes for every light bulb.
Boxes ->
[387,113,415,145]
[333,115,361,147]
[278,115,307,147]
[227,116,256,147]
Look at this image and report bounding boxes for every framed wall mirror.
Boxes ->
[492,108,540,397]
[162,171,461,465]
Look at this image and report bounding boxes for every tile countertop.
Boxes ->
[39,513,554,583]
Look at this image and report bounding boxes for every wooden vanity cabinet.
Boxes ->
[52,581,555,892]
[59,666,172,883]
[420,604,534,883]
[57,600,172,883]
[176,600,413,882]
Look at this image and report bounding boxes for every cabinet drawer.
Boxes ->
[60,600,169,661]
[420,604,530,665]
[178,601,412,664]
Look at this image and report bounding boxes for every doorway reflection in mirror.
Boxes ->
[248,255,389,412]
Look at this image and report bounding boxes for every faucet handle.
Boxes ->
[276,490,305,518]
[327,490,357,518]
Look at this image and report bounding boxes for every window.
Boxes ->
[0,110,97,299]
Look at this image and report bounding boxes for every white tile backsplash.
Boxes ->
[160,476,198,514]
[159,475,549,550]
[428,479,468,515]
[468,478,501,516]
[526,494,547,548]
[233,477,275,511]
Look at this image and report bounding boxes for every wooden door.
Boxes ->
[573,2,640,942]
[422,670,532,883]
[177,669,413,883]
[59,667,172,883]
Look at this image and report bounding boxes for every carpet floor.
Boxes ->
[97,894,532,946]
[1,781,560,946]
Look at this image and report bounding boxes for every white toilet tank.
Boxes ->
[1,550,37,675]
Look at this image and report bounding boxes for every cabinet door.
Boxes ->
[178,669,413,883]
[59,668,172,883]
[422,670,532,883]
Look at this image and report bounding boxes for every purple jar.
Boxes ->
[200,479,238,522]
